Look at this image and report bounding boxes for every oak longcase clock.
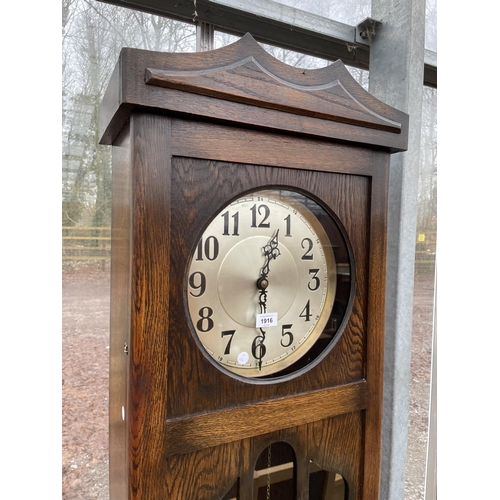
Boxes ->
[99,34,408,500]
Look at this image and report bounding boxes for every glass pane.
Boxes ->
[62,2,195,499]
[309,461,347,499]
[260,42,330,69]
[345,66,369,91]
[425,0,437,52]
[221,479,240,500]
[260,42,368,88]
[214,32,368,90]
[405,86,437,500]
[254,443,296,499]
[270,0,370,25]
[214,31,241,49]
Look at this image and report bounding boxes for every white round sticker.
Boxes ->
[237,351,249,364]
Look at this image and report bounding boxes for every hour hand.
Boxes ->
[252,333,266,371]
[254,230,280,370]
[264,229,280,262]
[260,229,280,279]
[257,229,280,309]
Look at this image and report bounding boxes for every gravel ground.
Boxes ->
[62,264,110,500]
[62,264,435,499]
[405,270,435,500]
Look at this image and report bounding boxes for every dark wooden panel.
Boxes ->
[108,110,389,499]
[170,118,375,176]
[167,151,370,418]
[145,59,401,133]
[100,35,409,152]
[308,412,364,500]
[362,154,390,500]
[163,439,246,500]
[159,413,365,500]
[127,113,173,497]
[109,124,131,499]
[165,381,367,456]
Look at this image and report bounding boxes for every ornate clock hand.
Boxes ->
[254,230,281,370]
[260,229,281,279]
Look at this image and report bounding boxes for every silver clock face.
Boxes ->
[186,189,339,378]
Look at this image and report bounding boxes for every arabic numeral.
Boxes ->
[251,336,266,360]
[196,307,214,332]
[284,214,292,237]
[196,236,219,261]
[250,204,271,228]
[307,269,320,291]
[299,300,312,322]
[301,238,313,260]
[281,324,294,348]
[188,271,206,297]
[221,330,236,355]
[221,211,239,236]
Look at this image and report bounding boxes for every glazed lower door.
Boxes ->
[221,442,347,500]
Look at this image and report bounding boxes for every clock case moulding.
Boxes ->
[99,33,408,500]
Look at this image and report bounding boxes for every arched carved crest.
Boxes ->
[100,33,408,152]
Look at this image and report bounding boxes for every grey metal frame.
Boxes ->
[369,0,426,498]
[98,0,436,87]
[96,1,437,498]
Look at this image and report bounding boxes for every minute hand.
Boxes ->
[260,229,281,281]
[256,229,281,308]
[254,230,281,371]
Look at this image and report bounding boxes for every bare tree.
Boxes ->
[62,0,196,230]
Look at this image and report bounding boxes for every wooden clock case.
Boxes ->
[99,34,408,500]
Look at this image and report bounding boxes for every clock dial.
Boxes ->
[186,189,344,378]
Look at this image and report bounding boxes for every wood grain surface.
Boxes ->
[169,118,375,176]
[165,381,367,456]
[127,114,172,497]
[100,34,408,152]
[108,124,131,500]
[167,149,369,418]
[159,413,365,500]
[145,57,402,133]
[102,32,401,498]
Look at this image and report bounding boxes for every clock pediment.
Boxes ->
[145,52,400,134]
[100,33,408,152]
